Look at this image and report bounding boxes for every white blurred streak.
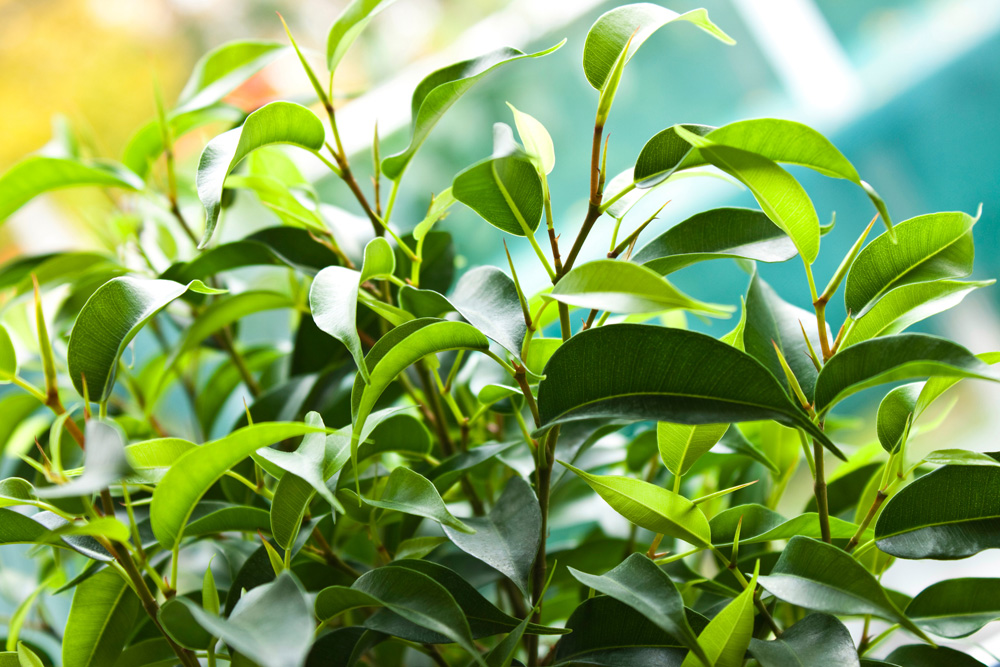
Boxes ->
[5,199,92,253]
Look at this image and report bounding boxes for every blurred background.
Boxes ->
[2,0,1000,660]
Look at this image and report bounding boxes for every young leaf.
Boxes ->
[813,333,1000,413]
[748,613,860,667]
[381,42,564,181]
[0,324,16,383]
[360,238,396,282]
[875,464,1000,559]
[196,101,326,247]
[680,561,758,667]
[175,40,288,112]
[66,276,221,401]
[0,157,142,223]
[150,422,327,549]
[549,260,732,316]
[568,553,709,665]
[442,475,540,597]
[327,0,400,71]
[63,569,139,667]
[16,643,43,667]
[536,324,840,456]
[36,421,131,499]
[122,103,244,177]
[658,421,728,478]
[453,151,543,237]
[843,280,992,347]
[310,266,369,384]
[507,103,555,174]
[905,578,1000,639]
[359,466,472,533]
[710,504,861,547]
[845,209,978,316]
[559,460,712,546]
[632,207,797,275]
[757,536,931,641]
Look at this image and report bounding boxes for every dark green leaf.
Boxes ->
[63,569,139,667]
[748,613,859,667]
[906,578,1000,638]
[450,266,526,359]
[453,151,542,237]
[359,466,472,533]
[884,645,985,667]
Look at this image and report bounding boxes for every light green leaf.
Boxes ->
[63,569,139,667]
[0,478,35,509]
[536,324,839,456]
[507,103,554,174]
[413,188,456,241]
[443,476,539,596]
[658,421,728,478]
[0,324,15,383]
[360,238,396,282]
[310,265,369,384]
[757,536,930,641]
[813,333,1000,413]
[559,460,711,546]
[122,103,244,177]
[749,613,860,667]
[16,643,43,667]
[360,466,472,533]
[922,450,1000,467]
[225,174,327,233]
[327,0,399,71]
[0,157,142,223]
[568,553,708,665]
[381,42,564,181]
[196,101,325,248]
[175,40,287,112]
[549,259,731,316]
[66,276,221,401]
[150,422,327,549]
[710,504,861,547]
[845,209,978,317]
[681,562,758,667]
[632,207,797,275]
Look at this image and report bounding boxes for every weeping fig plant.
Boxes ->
[0,2,996,666]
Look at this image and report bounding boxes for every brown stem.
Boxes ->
[335,151,385,238]
[559,122,606,278]
[846,490,888,553]
[513,365,540,427]
[813,440,832,543]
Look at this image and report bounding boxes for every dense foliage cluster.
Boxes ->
[0,2,997,666]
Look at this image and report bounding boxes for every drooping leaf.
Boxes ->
[906,578,1000,638]
[710,504,861,547]
[658,421,728,478]
[680,562,758,667]
[875,464,1000,559]
[179,572,313,667]
[0,324,16,383]
[453,150,543,237]
[175,40,288,112]
[150,422,326,549]
[632,208,797,275]
[549,260,731,316]
[813,333,999,413]
[0,157,142,223]
[443,475,540,596]
[843,280,992,347]
[748,613,859,667]
[327,0,400,71]
[66,276,221,401]
[196,101,326,247]
[359,466,472,533]
[449,266,527,359]
[36,420,131,499]
[0,478,35,509]
[568,553,708,665]
[757,536,930,640]
[507,103,555,174]
[559,460,711,546]
[536,324,839,456]
[875,383,921,453]
[381,42,564,180]
[884,645,985,667]
[845,209,978,317]
[122,103,244,177]
[63,569,139,667]
[310,265,369,383]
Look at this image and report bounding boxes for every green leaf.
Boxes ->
[906,578,1000,638]
[311,265,370,384]
[744,272,826,399]
[175,40,287,112]
[710,504,861,547]
[197,101,326,248]
[549,260,731,316]
[748,613,860,667]
[0,324,16,383]
[159,597,214,650]
[632,124,713,187]
[813,333,1000,413]
[632,207,797,275]
[413,188,456,241]
[875,383,921,453]
[922,450,1000,467]
[122,103,244,177]
[453,150,542,237]
[179,572,313,667]
[583,4,733,91]
[360,238,396,282]
[680,562,757,667]
[0,478,35,509]
[442,475,539,596]
[843,280,992,347]
[349,566,486,666]
[394,536,448,560]
[507,103,554,174]
[359,466,472,533]
[884,645,985,667]
[559,460,711,546]
[0,157,142,223]
[381,42,564,181]
[16,644,43,667]
[66,276,220,401]
[674,127,820,264]
[225,174,328,233]
[568,553,708,665]
[845,209,978,316]
[757,536,930,640]
[658,421,728,478]
[875,464,1000,559]
[484,616,530,667]
[36,420,131,499]
[63,569,139,667]
[150,422,326,549]
[450,266,527,359]
[327,0,399,71]
[125,438,197,480]
[536,324,839,456]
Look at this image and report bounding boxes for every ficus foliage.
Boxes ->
[0,2,996,666]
